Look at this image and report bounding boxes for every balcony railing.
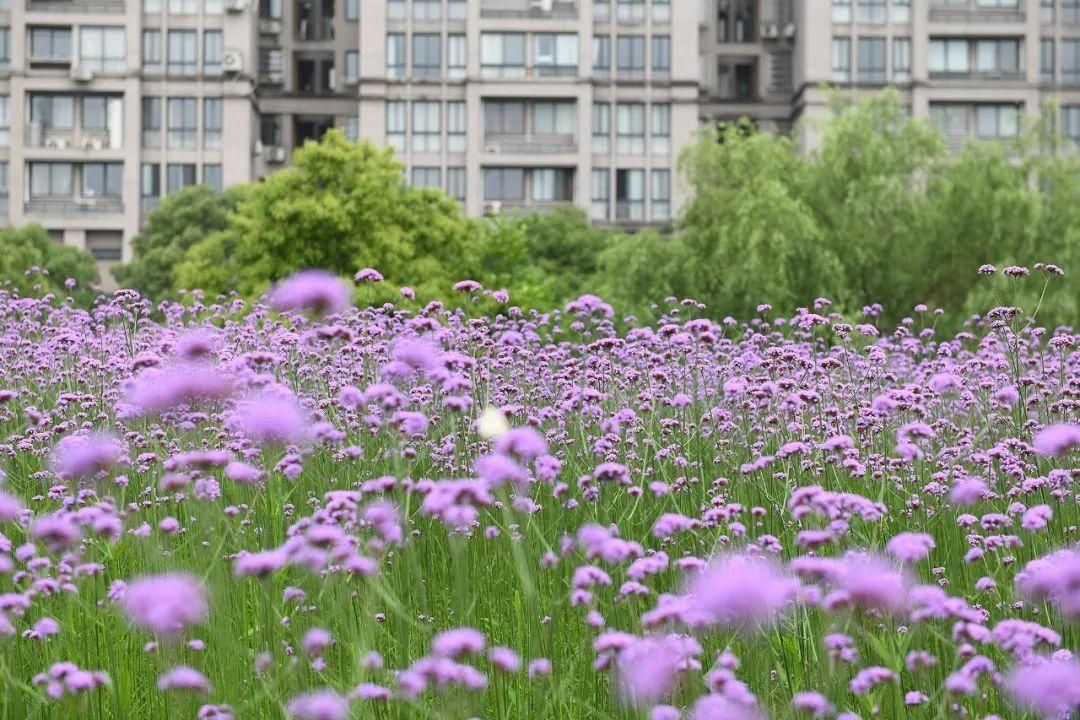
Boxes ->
[483,133,577,154]
[25,126,119,150]
[929,69,1025,81]
[929,3,1024,22]
[26,0,126,11]
[480,1,577,19]
[26,197,123,215]
[615,200,645,221]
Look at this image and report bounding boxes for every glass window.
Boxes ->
[82,96,108,130]
[651,35,670,75]
[447,34,466,79]
[532,102,575,136]
[30,94,75,130]
[30,27,72,61]
[484,100,525,136]
[447,101,466,152]
[260,0,282,19]
[82,163,123,197]
[976,39,1019,75]
[0,28,9,66]
[593,35,611,76]
[1063,39,1080,82]
[592,102,610,153]
[412,101,441,152]
[413,34,441,78]
[30,163,74,197]
[386,33,406,78]
[345,51,359,81]
[591,168,609,220]
[1042,38,1055,83]
[857,0,886,22]
[651,168,670,221]
[833,0,851,22]
[447,167,466,202]
[203,164,222,191]
[483,168,525,202]
[144,0,162,12]
[141,163,161,200]
[260,114,282,146]
[168,0,197,14]
[1066,0,1080,23]
[651,103,670,154]
[615,168,644,221]
[892,0,910,21]
[167,30,197,76]
[142,97,161,147]
[411,167,440,189]
[0,96,8,147]
[386,100,406,151]
[413,0,440,20]
[480,33,526,76]
[166,163,197,193]
[893,37,911,81]
[166,97,197,149]
[976,104,1020,138]
[1062,105,1080,143]
[857,37,886,82]
[80,27,125,73]
[204,97,222,149]
[616,36,645,77]
[929,39,970,73]
[616,102,645,154]
[143,30,162,72]
[204,31,223,76]
[832,37,851,81]
[0,162,8,192]
[533,34,578,75]
[206,0,223,13]
[344,0,359,20]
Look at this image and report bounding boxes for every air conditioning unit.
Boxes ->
[484,143,500,154]
[222,49,243,73]
[47,138,69,149]
[83,137,104,150]
[70,65,94,82]
[225,0,246,12]
[267,146,286,162]
[253,139,264,155]
[530,0,554,11]
[761,23,779,39]
[483,201,502,215]
[783,22,796,38]
[267,72,284,83]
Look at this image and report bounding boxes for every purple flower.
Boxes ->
[691,694,765,720]
[230,393,308,445]
[53,434,124,481]
[301,627,333,657]
[489,646,521,673]
[886,532,935,562]
[1005,658,1080,717]
[270,270,351,317]
[353,267,384,283]
[1033,423,1080,456]
[121,573,208,637]
[792,691,830,717]
[432,627,486,658]
[157,666,211,694]
[686,555,797,631]
[285,689,350,720]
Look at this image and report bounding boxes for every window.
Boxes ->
[260,48,284,78]
[203,164,222,191]
[833,0,851,22]
[1064,39,1080,83]
[166,97,197,149]
[592,102,610,153]
[0,96,7,147]
[617,35,645,78]
[652,35,671,77]
[892,0,910,21]
[141,163,161,213]
[1062,105,1080,144]
[484,100,525,136]
[929,38,969,74]
[81,96,117,131]
[447,167,466,202]
[616,102,645,154]
[30,163,74,197]
[591,168,609,220]
[651,103,670,154]
[533,34,578,76]
[533,102,575,136]
[616,0,645,22]
[483,168,525,202]
[652,168,670,221]
[0,28,8,68]
[82,163,123,198]
[481,33,526,76]
[1066,0,1080,23]
[344,0,359,20]
[143,30,162,72]
[204,31,223,76]
[168,0,197,13]
[387,33,406,78]
[205,0,223,13]
[260,115,282,146]
[30,27,72,62]
[593,35,611,77]
[1042,38,1055,83]
[30,95,74,130]
[85,231,123,262]
[412,101,440,152]
[976,104,1020,138]
[142,97,161,147]
[893,37,911,81]
[449,0,466,19]
[832,37,851,81]
[448,34,466,79]
[204,98,222,149]
[413,34,441,78]
[80,27,125,73]
[386,101,406,151]
[144,0,162,12]
[413,0,440,20]
[857,37,886,82]
[167,30,197,76]
[388,0,405,18]
[615,168,644,221]
[412,167,440,189]
[531,169,572,203]
[345,51,359,81]
[447,101,466,152]
[343,116,359,140]
[260,0,282,19]
[653,0,670,22]
[976,39,1019,75]
[857,0,886,22]
[0,162,9,212]
[166,163,197,193]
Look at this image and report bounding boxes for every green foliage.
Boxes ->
[0,224,98,298]
[112,185,247,298]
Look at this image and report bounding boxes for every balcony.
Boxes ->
[26,197,123,215]
[483,133,577,154]
[25,126,120,151]
[928,69,1025,81]
[615,200,645,221]
[26,0,125,11]
[929,2,1024,23]
[480,0,576,18]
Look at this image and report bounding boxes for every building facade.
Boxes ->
[0,0,1073,276]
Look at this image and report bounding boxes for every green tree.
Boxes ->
[0,225,99,298]
[113,185,247,298]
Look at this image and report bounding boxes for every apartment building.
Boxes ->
[1,0,1077,277]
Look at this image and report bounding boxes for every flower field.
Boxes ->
[0,267,1078,720]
